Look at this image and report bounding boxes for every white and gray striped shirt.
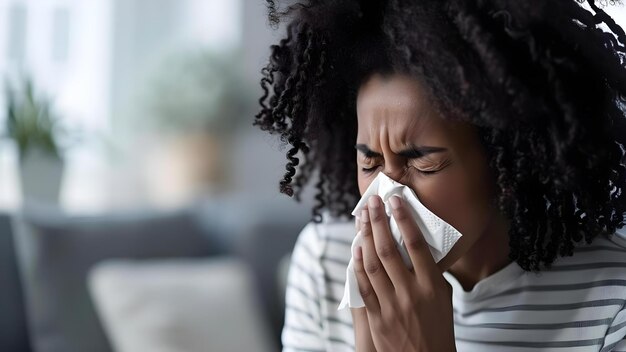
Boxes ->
[282,218,626,352]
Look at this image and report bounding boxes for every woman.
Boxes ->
[255,0,626,351]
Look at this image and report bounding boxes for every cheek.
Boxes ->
[357,175,369,196]
[357,176,366,196]
[417,164,494,239]
[357,172,376,196]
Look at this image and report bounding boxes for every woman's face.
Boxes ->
[356,72,500,272]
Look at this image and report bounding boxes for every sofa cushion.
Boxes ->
[11,207,219,352]
[88,258,277,352]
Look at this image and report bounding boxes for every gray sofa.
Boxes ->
[0,212,32,352]
[0,196,310,352]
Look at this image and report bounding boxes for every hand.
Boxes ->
[350,216,376,352]
[350,195,456,352]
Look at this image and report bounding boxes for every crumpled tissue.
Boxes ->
[338,172,463,310]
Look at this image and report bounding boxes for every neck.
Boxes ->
[447,212,511,292]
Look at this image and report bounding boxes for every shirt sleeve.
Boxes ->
[281,222,327,352]
[601,305,626,352]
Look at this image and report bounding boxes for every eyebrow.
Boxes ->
[355,143,448,159]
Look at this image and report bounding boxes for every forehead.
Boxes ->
[356,73,445,142]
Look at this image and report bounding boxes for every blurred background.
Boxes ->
[0,1,624,352]
[0,1,316,352]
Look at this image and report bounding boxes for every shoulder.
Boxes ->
[575,229,626,254]
[608,227,626,248]
[566,230,626,262]
[548,230,626,283]
[293,214,355,260]
[506,230,626,307]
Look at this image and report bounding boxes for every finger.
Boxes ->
[360,208,395,312]
[350,308,376,352]
[353,234,381,314]
[350,307,368,326]
[389,195,440,280]
[367,195,412,286]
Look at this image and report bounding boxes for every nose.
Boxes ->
[382,166,406,184]
[380,145,409,183]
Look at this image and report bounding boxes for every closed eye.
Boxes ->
[360,166,440,175]
[361,166,380,173]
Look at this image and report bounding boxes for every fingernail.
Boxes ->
[361,209,369,223]
[368,195,379,209]
[389,195,402,209]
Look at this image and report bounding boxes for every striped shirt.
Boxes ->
[281,217,626,352]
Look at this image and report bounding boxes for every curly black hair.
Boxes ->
[254,0,626,271]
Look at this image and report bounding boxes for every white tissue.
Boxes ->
[338,172,463,310]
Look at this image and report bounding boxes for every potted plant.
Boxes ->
[5,78,65,205]
[127,49,252,204]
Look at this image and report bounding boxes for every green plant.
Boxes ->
[131,49,252,135]
[5,78,61,160]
